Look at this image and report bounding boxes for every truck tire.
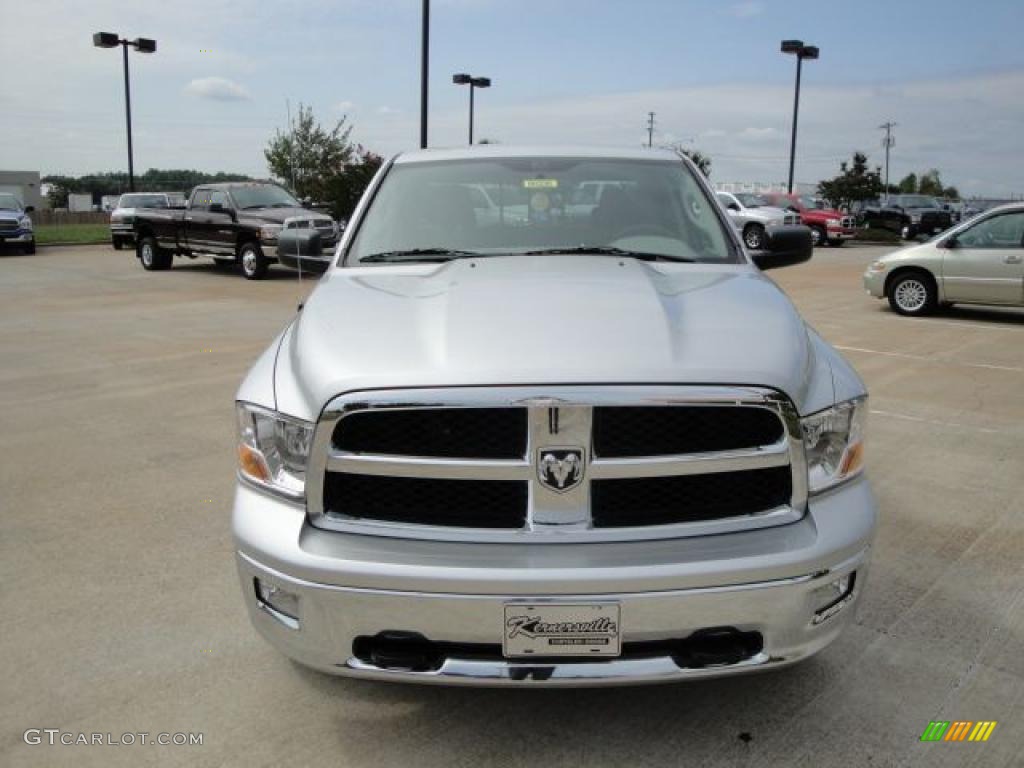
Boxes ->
[742,223,766,250]
[887,270,937,316]
[24,241,36,255]
[239,242,268,280]
[809,225,826,247]
[112,238,124,250]
[138,235,172,271]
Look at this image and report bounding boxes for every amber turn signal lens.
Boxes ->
[238,443,270,482]
[840,441,864,476]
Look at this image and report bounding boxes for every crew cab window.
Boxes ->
[348,157,738,264]
[190,189,212,210]
[209,190,230,210]
[957,212,1024,248]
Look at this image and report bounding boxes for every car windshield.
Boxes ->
[798,195,826,210]
[0,193,24,211]
[230,185,300,209]
[118,194,167,209]
[735,193,770,208]
[348,156,737,264]
[897,195,938,208]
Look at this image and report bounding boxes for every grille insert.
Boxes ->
[591,466,792,528]
[335,408,527,459]
[324,473,528,529]
[593,406,784,458]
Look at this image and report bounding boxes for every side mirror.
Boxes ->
[210,202,235,219]
[727,203,740,212]
[751,225,813,270]
[302,197,313,209]
[24,205,35,213]
[943,237,958,249]
[277,229,328,273]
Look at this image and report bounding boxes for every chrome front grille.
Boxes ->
[841,216,854,228]
[783,213,800,226]
[306,386,807,543]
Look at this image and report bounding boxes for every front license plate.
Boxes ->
[503,603,621,658]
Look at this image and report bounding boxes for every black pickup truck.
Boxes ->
[857,194,953,241]
[131,182,337,279]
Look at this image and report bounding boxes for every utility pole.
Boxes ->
[646,112,656,148]
[420,0,430,149]
[879,121,896,200]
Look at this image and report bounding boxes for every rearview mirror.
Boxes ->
[24,205,35,213]
[277,229,327,273]
[751,226,813,270]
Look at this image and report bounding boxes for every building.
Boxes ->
[714,181,817,195]
[0,171,44,209]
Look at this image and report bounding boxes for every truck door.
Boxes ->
[206,190,237,254]
[184,188,214,251]
[942,211,1024,305]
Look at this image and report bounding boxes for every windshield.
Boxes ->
[897,195,938,209]
[798,195,826,210]
[348,157,737,264]
[0,193,24,211]
[229,185,300,210]
[735,193,770,208]
[118,194,167,209]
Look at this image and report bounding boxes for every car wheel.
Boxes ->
[112,238,123,250]
[743,224,766,250]
[810,225,826,247]
[138,236,171,271]
[239,242,268,280]
[888,271,937,316]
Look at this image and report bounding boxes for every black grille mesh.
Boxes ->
[324,473,528,529]
[591,466,792,528]
[334,408,527,459]
[593,406,784,458]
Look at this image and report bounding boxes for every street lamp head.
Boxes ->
[800,45,819,60]
[93,32,120,48]
[133,38,157,53]
[471,77,491,88]
[452,73,472,85]
[780,39,804,54]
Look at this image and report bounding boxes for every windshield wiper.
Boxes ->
[360,248,485,263]
[520,246,694,262]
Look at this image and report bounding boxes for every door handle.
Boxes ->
[1004,254,1022,264]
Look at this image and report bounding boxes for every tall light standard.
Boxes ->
[452,73,491,145]
[780,39,818,194]
[420,0,429,149]
[93,32,157,192]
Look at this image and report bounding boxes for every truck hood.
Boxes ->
[276,256,831,418]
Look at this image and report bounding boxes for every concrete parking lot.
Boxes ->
[2,243,1021,768]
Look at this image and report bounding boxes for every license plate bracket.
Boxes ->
[502,602,621,658]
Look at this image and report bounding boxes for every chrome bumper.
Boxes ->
[234,476,876,686]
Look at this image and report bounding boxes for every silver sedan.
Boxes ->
[864,202,1024,315]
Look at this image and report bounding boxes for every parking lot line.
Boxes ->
[835,345,1024,374]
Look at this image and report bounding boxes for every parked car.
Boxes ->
[715,191,801,250]
[0,193,35,254]
[858,195,952,241]
[109,192,185,250]
[864,202,1024,315]
[127,182,338,279]
[233,146,874,686]
[761,193,857,247]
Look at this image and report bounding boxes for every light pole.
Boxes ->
[452,73,491,145]
[420,0,429,149]
[93,33,156,193]
[879,121,897,201]
[780,39,818,194]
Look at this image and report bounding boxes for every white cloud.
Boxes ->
[333,100,356,113]
[738,127,778,141]
[184,77,251,102]
[728,1,765,19]
[376,105,401,115]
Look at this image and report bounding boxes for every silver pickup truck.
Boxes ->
[233,146,876,686]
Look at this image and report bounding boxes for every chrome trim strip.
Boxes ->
[306,385,807,543]
[342,651,775,686]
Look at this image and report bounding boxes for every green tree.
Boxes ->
[264,104,355,203]
[816,152,883,207]
[670,145,711,177]
[321,147,384,221]
[897,173,918,193]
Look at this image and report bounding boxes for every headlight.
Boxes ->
[910,214,922,223]
[236,402,313,499]
[259,224,282,242]
[801,397,867,494]
[866,260,887,273]
[826,218,841,227]
[19,216,33,230]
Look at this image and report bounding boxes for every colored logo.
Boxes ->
[920,721,997,742]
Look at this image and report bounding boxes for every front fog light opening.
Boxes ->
[254,578,300,629]
[812,571,856,624]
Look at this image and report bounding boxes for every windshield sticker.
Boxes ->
[523,178,558,189]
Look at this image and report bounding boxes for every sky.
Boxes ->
[3,0,1024,196]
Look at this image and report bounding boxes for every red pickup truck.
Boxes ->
[763,193,857,247]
